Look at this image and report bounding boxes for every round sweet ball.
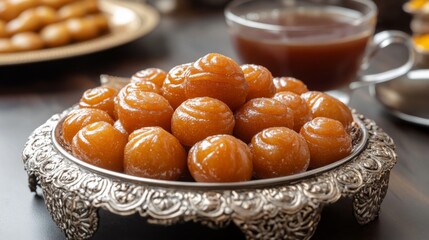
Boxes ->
[188,135,253,183]
[79,86,117,119]
[113,81,162,119]
[116,91,173,133]
[116,81,162,101]
[162,63,192,109]
[272,91,312,132]
[301,91,353,130]
[300,117,352,169]
[171,97,235,147]
[234,98,294,143]
[124,127,187,180]
[185,53,248,111]
[250,127,310,179]
[273,77,308,95]
[62,108,114,145]
[115,81,161,101]
[241,64,275,101]
[72,121,127,172]
[131,68,167,88]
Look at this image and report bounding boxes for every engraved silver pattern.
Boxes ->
[22,111,396,240]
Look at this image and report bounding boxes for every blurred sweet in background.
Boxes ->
[0,0,110,53]
[402,0,429,66]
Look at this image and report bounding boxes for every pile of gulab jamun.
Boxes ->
[61,53,354,183]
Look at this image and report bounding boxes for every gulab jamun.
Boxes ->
[171,97,235,147]
[234,98,294,143]
[301,91,353,130]
[250,127,310,179]
[188,134,253,182]
[185,53,248,111]
[273,91,312,132]
[300,117,352,169]
[124,127,186,180]
[79,86,117,119]
[241,64,275,101]
[116,91,173,133]
[273,77,308,95]
[162,63,191,109]
[62,108,114,145]
[131,68,167,88]
[72,121,127,172]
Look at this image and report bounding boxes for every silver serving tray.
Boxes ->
[22,109,396,240]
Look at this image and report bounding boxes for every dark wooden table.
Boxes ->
[1,2,428,239]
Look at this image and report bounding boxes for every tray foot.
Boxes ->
[43,183,99,240]
[353,171,389,224]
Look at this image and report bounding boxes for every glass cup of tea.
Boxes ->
[225,0,414,97]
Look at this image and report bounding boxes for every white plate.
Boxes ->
[0,0,160,65]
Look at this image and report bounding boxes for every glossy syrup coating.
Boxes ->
[79,86,117,119]
[40,22,71,47]
[0,39,15,53]
[66,18,99,41]
[72,121,127,172]
[11,32,44,51]
[273,77,308,95]
[114,81,162,118]
[40,0,75,9]
[37,0,72,9]
[62,108,114,145]
[131,68,167,88]
[300,117,352,169]
[234,98,294,143]
[116,91,173,133]
[185,53,248,111]
[171,97,235,147]
[124,127,186,180]
[188,134,253,182]
[161,63,192,109]
[301,91,353,130]
[34,6,58,25]
[250,127,310,179]
[85,14,109,32]
[58,0,99,20]
[0,1,21,22]
[273,91,312,132]
[0,20,6,38]
[241,64,275,101]
[113,120,128,138]
[6,9,42,35]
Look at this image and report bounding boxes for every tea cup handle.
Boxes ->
[349,30,415,90]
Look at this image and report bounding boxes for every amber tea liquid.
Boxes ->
[231,7,372,91]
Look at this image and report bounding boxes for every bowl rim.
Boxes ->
[224,0,377,32]
[52,112,368,190]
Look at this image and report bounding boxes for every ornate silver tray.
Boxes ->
[22,108,396,240]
